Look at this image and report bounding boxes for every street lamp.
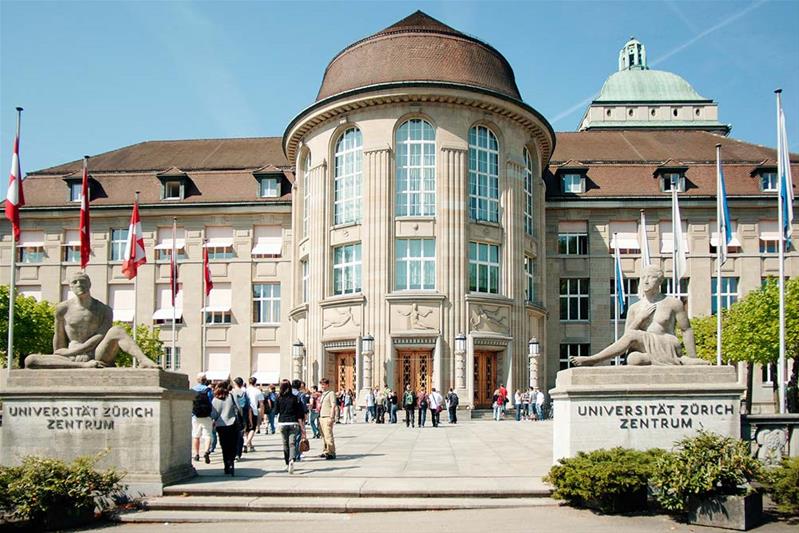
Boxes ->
[528,337,540,358]
[361,334,374,354]
[292,340,305,359]
[454,333,466,353]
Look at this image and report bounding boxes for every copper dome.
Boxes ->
[315,11,521,102]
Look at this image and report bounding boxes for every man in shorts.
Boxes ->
[244,377,265,452]
[191,373,215,463]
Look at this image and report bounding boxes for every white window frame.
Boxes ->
[711,277,738,314]
[205,310,232,325]
[163,180,182,200]
[396,119,436,217]
[468,125,500,223]
[661,172,686,193]
[303,153,311,238]
[559,343,589,371]
[760,171,778,192]
[468,241,500,294]
[333,128,363,225]
[333,243,362,295]
[395,238,435,291]
[69,182,82,202]
[259,176,280,198]
[17,231,45,264]
[155,227,187,262]
[560,278,589,321]
[160,346,181,371]
[610,277,639,320]
[561,173,583,194]
[110,228,128,262]
[523,148,534,236]
[524,256,535,304]
[253,283,281,325]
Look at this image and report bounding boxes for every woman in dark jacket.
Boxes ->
[212,381,242,476]
[276,379,306,474]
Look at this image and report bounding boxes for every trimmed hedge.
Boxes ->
[762,456,799,515]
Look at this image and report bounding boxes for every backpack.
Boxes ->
[403,391,414,407]
[192,389,213,418]
[449,393,459,407]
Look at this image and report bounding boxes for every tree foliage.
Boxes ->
[0,285,55,368]
[112,322,163,367]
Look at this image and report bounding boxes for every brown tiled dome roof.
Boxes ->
[316,11,521,102]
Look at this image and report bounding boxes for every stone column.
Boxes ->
[306,161,327,381]
[454,344,466,391]
[292,351,304,381]
[528,353,539,389]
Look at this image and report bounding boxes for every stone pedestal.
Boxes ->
[0,369,195,496]
[550,366,745,462]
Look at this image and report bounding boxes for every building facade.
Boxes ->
[1,13,797,411]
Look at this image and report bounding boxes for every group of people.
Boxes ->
[190,373,339,476]
[492,384,548,421]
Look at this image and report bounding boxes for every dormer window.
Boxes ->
[259,176,281,198]
[561,173,584,194]
[163,180,182,200]
[759,171,778,192]
[157,168,188,201]
[69,182,82,202]
[661,172,685,193]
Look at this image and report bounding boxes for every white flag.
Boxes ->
[639,210,651,268]
[672,178,687,279]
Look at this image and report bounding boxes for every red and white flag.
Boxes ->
[79,157,91,269]
[203,241,213,296]
[121,199,146,279]
[5,109,24,241]
[170,219,179,306]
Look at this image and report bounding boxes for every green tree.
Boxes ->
[688,314,718,363]
[0,285,55,368]
[112,322,163,367]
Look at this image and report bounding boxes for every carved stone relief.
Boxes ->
[322,306,361,336]
[469,304,510,335]
[392,303,439,332]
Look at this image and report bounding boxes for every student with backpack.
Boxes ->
[191,373,217,464]
[402,385,416,428]
[232,378,249,459]
[447,388,459,424]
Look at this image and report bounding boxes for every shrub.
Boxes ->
[544,447,666,513]
[0,453,124,528]
[651,431,762,513]
[762,456,799,515]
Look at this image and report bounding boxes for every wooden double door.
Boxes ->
[336,352,356,392]
[473,351,497,408]
[394,350,433,394]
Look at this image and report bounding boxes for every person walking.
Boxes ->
[309,385,322,438]
[231,378,249,460]
[446,388,459,424]
[492,388,502,421]
[318,377,338,460]
[417,388,428,428]
[402,385,416,427]
[191,373,216,464]
[292,380,308,462]
[211,381,242,476]
[365,388,375,423]
[375,387,386,424]
[514,389,522,422]
[244,377,264,452]
[428,388,443,427]
[266,385,277,434]
[276,380,305,474]
[534,387,545,421]
[344,389,354,424]
[521,388,531,421]
[389,389,399,423]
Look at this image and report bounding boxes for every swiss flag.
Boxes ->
[121,199,147,279]
[79,157,91,269]
[203,242,213,296]
[5,110,24,241]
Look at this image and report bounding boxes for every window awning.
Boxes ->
[251,371,280,385]
[201,305,231,312]
[252,239,282,255]
[153,308,183,320]
[610,234,640,250]
[759,221,779,241]
[154,239,186,250]
[17,242,45,248]
[203,238,234,248]
[204,370,230,381]
[62,230,80,247]
[18,231,45,247]
[558,220,587,233]
[710,233,742,247]
[206,353,230,382]
[113,309,135,322]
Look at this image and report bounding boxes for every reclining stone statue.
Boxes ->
[24,272,159,369]
[570,265,708,367]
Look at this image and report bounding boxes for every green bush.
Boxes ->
[762,456,799,515]
[0,454,124,528]
[544,447,666,513]
[651,431,762,513]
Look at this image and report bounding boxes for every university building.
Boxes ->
[1,12,796,412]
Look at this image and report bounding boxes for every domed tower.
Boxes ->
[283,11,555,408]
[579,38,730,134]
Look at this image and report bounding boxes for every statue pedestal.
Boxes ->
[0,369,195,496]
[550,366,744,462]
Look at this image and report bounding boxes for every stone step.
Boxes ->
[121,495,559,521]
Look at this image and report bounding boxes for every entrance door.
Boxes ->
[394,350,433,394]
[336,352,355,392]
[473,351,496,408]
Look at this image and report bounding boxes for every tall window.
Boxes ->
[396,119,435,217]
[69,182,82,202]
[259,177,280,198]
[395,238,435,290]
[558,221,588,255]
[334,128,362,225]
[560,344,589,371]
[661,278,690,302]
[18,231,45,264]
[110,229,128,262]
[62,230,80,263]
[711,277,738,314]
[523,148,535,236]
[204,227,234,260]
[303,153,311,238]
[610,278,639,320]
[560,278,589,321]
[468,242,500,294]
[159,347,181,371]
[524,256,536,304]
[301,259,309,303]
[760,171,778,192]
[333,243,362,295]
[468,125,499,222]
[253,283,281,324]
[155,227,187,262]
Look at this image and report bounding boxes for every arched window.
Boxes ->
[523,148,534,236]
[303,152,311,237]
[396,119,435,216]
[468,125,499,222]
[333,128,363,225]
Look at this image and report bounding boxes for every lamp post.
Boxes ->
[361,335,374,389]
[528,337,540,389]
[292,340,305,381]
[454,333,467,391]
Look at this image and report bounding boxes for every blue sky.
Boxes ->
[2,0,798,197]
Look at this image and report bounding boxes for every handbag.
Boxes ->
[300,436,310,452]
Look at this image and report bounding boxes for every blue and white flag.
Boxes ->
[614,239,626,316]
[777,97,794,250]
[671,176,688,280]
[639,209,651,268]
[716,144,733,264]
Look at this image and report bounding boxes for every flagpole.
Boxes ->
[132,192,139,347]
[716,144,723,367]
[671,180,678,298]
[201,237,206,377]
[639,209,650,268]
[171,217,177,365]
[776,89,786,414]
[6,107,22,377]
[613,233,619,343]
